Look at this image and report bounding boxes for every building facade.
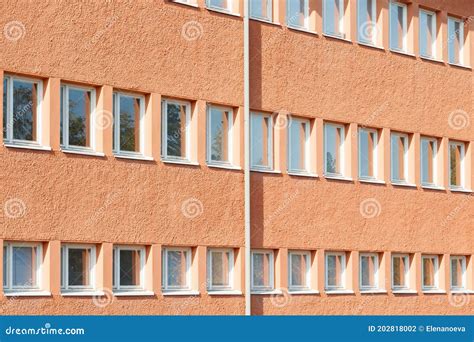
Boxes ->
[0,0,473,315]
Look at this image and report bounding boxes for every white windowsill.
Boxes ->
[449,187,473,193]
[171,0,199,8]
[420,55,445,64]
[251,289,282,295]
[114,291,155,297]
[114,153,154,161]
[162,290,200,296]
[4,143,52,151]
[422,184,445,191]
[162,158,199,166]
[206,6,241,18]
[448,62,472,70]
[391,181,417,188]
[288,289,320,295]
[324,174,354,182]
[392,289,417,294]
[251,168,282,174]
[422,289,446,294]
[288,171,318,178]
[208,163,242,171]
[61,148,105,157]
[288,25,317,35]
[359,178,385,185]
[207,290,243,296]
[451,290,474,294]
[62,291,105,297]
[250,17,281,26]
[325,289,355,295]
[323,32,352,43]
[360,289,387,294]
[357,41,384,50]
[390,48,416,57]
[4,291,51,297]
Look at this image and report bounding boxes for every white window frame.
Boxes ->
[288,250,311,291]
[250,112,273,171]
[419,9,437,59]
[389,1,408,52]
[287,0,310,30]
[206,0,233,13]
[3,242,42,292]
[357,0,377,45]
[450,256,467,291]
[61,244,96,292]
[358,127,378,180]
[250,0,273,22]
[359,253,379,291]
[161,98,192,162]
[162,247,192,292]
[206,104,234,166]
[391,253,410,290]
[112,91,146,157]
[324,123,345,177]
[448,141,466,190]
[250,249,274,292]
[421,255,439,291]
[288,116,310,174]
[420,137,438,187]
[207,248,234,291]
[448,16,464,66]
[3,75,43,147]
[113,245,146,292]
[390,132,409,183]
[60,83,97,152]
[325,251,346,291]
[323,0,345,38]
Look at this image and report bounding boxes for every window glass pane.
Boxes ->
[358,0,375,43]
[3,246,7,287]
[289,120,307,171]
[391,135,406,181]
[211,251,230,287]
[290,253,308,287]
[118,95,140,152]
[68,248,91,287]
[325,125,341,174]
[167,250,188,288]
[421,139,434,184]
[392,256,407,287]
[209,107,230,162]
[361,255,376,288]
[68,88,91,147]
[166,102,187,158]
[250,0,271,20]
[324,0,342,35]
[327,254,342,287]
[120,249,141,287]
[253,253,271,288]
[390,4,404,50]
[423,257,435,287]
[450,144,462,187]
[420,12,434,57]
[12,80,37,141]
[251,114,271,168]
[3,77,7,139]
[359,130,375,178]
[448,19,462,64]
[12,246,36,287]
[209,0,230,10]
[288,0,307,28]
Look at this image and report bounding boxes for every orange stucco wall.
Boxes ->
[0,0,473,315]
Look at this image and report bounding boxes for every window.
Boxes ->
[207,0,232,13]
[287,0,309,30]
[288,117,310,173]
[288,251,311,291]
[60,84,96,151]
[391,254,409,290]
[449,141,465,189]
[360,253,378,291]
[61,245,95,292]
[325,252,345,290]
[162,247,191,291]
[358,128,377,180]
[448,17,464,65]
[451,256,466,290]
[324,123,344,176]
[250,0,272,22]
[207,105,233,165]
[113,246,145,291]
[420,137,437,186]
[422,255,439,291]
[3,242,42,292]
[251,250,274,291]
[250,112,273,170]
[390,132,408,183]
[207,249,233,291]
[419,9,436,59]
[113,92,145,156]
[162,99,191,161]
[323,0,345,37]
[357,0,376,45]
[3,75,42,146]
[389,1,407,52]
